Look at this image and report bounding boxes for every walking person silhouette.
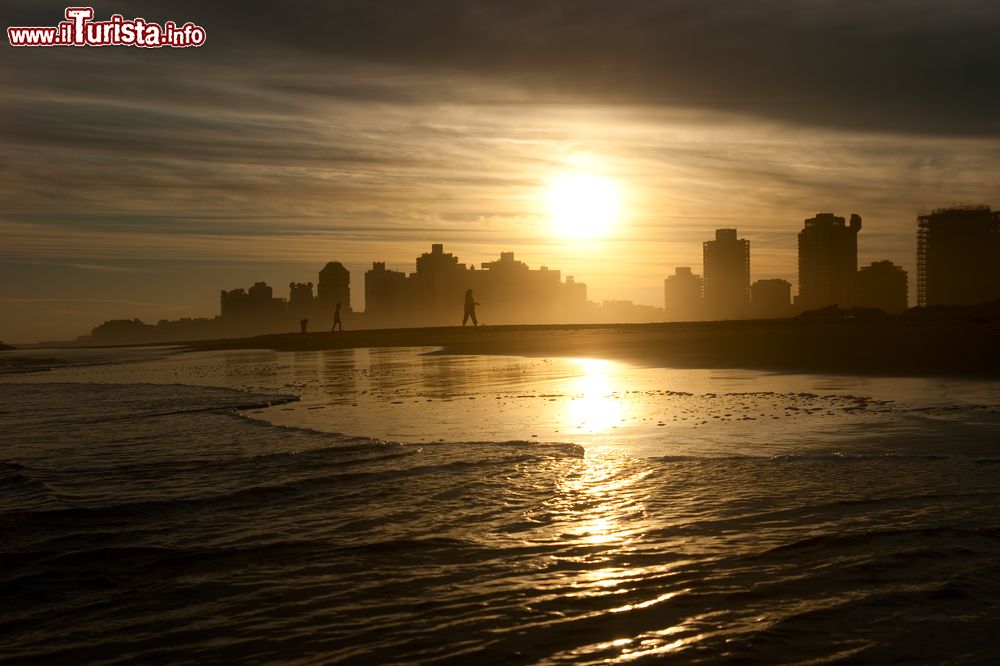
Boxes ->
[332,302,343,331]
[463,289,480,327]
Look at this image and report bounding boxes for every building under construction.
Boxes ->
[917,206,1000,307]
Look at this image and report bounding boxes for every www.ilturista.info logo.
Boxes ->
[8,7,206,48]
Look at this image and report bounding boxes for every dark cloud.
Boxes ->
[10,0,991,136]
[6,1,1000,135]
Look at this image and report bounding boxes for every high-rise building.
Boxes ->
[797,212,862,310]
[287,282,315,318]
[703,228,750,319]
[917,206,1000,307]
[318,262,351,313]
[856,261,908,313]
[364,262,409,317]
[412,243,468,319]
[750,279,792,318]
[664,267,703,321]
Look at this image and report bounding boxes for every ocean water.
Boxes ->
[2,347,1000,663]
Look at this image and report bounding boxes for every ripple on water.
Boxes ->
[3,379,1000,663]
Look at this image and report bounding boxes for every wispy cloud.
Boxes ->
[2,1,1000,340]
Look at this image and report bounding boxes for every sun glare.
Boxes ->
[546,173,620,239]
[565,358,625,434]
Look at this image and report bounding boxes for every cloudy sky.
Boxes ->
[3,0,1000,342]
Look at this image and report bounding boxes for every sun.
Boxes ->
[546,172,620,239]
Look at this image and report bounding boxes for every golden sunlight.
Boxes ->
[546,172,620,239]
[565,358,625,434]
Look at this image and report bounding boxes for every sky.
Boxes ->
[3,0,1000,343]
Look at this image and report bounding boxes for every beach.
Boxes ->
[188,317,1000,378]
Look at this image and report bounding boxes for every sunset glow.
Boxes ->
[5,3,1000,663]
[546,173,621,240]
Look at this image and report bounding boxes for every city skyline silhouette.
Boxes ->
[5,4,1000,343]
[71,204,999,346]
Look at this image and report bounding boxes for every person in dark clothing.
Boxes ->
[300,318,308,334]
[332,303,343,331]
[463,289,480,326]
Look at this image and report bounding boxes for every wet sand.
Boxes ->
[187,318,1000,378]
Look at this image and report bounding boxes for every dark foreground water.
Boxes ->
[3,357,1000,663]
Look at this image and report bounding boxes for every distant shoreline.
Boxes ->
[182,317,1000,379]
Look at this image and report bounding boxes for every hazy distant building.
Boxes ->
[703,228,750,319]
[288,281,315,317]
[220,281,285,323]
[89,317,224,345]
[917,206,1000,307]
[318,261,351,313]
[856,261,908,313]
[475,251,564,322]
[475,250,589,323]
[411,243,468,319]
[564,275,587,308]
[89,318,153,344]
[598,300,663,323]
[798,212,862,310]
[750,279,792,318]
[365,262,410,317]
[364,245,588,326]
[221,264,353,334]
[664,267,703,321]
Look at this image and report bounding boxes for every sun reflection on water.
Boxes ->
[556,445,645,549]
[543,429,715,662]
[565,358,628,435]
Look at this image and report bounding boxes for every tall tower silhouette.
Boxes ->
[797,213,861,310]
[318,262,351,313]
[917,206,1000,307]
[703,228,750,319]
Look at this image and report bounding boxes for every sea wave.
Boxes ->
[3,381,1000,663]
